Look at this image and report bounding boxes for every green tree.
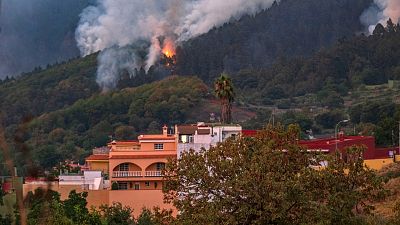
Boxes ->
[25,188,73,225]
[311,146,387,224]
[0,214,13,225]
[63,190,90,224]
[315,110,346,129]
[214,74,235,124]
[163,125,386,224]
[99,202,135,225]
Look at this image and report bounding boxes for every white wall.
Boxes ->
[178,125,242,158]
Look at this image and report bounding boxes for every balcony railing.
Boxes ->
[145,171,163,177]
[112,171,142,178]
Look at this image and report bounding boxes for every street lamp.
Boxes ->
[335,119,350,151]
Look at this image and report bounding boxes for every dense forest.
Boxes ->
[175,0,371,82]
[8,76,208,172]
[232,20,400,103]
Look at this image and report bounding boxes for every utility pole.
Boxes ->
[335,119,350,151]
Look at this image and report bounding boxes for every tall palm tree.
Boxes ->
[214,73,234,124]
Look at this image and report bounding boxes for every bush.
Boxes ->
[111,182,118,190]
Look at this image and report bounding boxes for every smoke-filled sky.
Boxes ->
[0,0,89,79]
[361,0,400,33]
[75,0,280,90]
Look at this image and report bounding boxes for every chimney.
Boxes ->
[163,125,168,136]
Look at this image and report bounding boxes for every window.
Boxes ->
[134,183,140,190]
[154,182,158,189]
[145,181,150,187]
[118,182,128,190]
[119,163,129,171]
[154,143,164,150]
[156,163,165,171]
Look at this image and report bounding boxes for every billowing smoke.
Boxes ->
[361,0,400,33]
[76,0,279,90]
[0,0,88,79]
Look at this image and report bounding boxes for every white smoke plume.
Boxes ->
[361,0,400,34]
[76,0,279,90]
[177,0,277,42]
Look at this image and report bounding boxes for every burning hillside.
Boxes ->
[162,38,176,58]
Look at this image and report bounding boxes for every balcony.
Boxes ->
[145,171,163,177]
[112,171,142,178]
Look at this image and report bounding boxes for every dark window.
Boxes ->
[119,163,129,171]
[154,143,164,150]
[118,182,128,190]
[134,183,140,190]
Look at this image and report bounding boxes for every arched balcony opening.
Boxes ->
[145,162,165,177]
[112,163,142,178]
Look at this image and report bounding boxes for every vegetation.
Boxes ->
[19,76,208,170]
[23,188,173,225]
[0,0,398,174]
[163,125,387,224]
[214,74,235,124]
[229,19,400,106]
[176,0,371,82]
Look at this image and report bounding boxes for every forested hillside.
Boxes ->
[176,0,371,82]
[0,54,99,127]
[15,76,208,171]
[3,0,400,172]
[233,20,400,105]
[236,21,400,147]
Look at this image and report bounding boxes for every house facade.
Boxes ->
[176,122,242,156]
[107,125,177,215]
[108,125,176,191]
[85,147,110,175]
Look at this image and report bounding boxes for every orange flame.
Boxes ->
[162,39,176,58]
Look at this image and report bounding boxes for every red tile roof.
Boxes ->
[242,130,258,136]
[86,154,109,161]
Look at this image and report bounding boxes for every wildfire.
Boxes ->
[162,39,176,58]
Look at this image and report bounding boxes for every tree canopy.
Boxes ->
[163,125,386,224]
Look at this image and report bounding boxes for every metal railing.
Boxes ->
[145,171,163,177]
[112,171,142,178]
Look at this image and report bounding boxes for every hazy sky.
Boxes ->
[0,0,88,79]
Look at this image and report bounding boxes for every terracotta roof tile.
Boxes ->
[197,128,210,135]
[86,154,109,161]
[177,125,198,135]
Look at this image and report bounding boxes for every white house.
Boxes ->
[175,122,242,157]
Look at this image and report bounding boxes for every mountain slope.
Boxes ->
[16,76,209,169]
[0,54,99,127]
[176,0,372,82]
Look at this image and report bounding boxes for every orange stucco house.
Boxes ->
[105,125,177,215]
